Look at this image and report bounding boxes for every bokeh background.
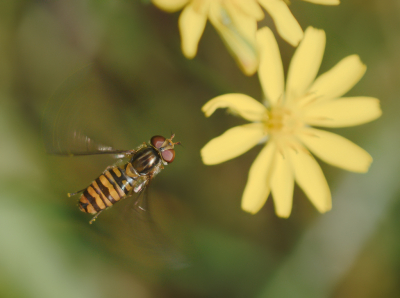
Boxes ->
[1,0,399,297]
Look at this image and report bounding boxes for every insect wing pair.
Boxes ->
[42,65,186,269]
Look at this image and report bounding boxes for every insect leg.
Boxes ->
[67,189,86,197]
[89,210,104,224]
[133,174,153,212]
[134,189,148,212]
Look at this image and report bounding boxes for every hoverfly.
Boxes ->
[42,65,181,224]
[68,134,180,223]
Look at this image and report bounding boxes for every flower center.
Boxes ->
[265,106,303,137]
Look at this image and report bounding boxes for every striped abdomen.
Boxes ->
[78,166,136,214]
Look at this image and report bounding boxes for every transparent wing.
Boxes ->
[106,181,189,270]
[42,65,128,156]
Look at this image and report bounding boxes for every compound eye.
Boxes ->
[151,135,165,148]
[162,149,175,163]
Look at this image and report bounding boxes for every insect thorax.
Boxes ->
[131,147,161,175]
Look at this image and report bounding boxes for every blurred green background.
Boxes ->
[1,0,399,297]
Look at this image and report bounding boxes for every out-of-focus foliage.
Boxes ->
[0,0,399,297]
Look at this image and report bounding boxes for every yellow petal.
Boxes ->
[256,27,284,106]
[308,55,366,101]
[201,123,264,165]
[303,97,382,127]
[179,3,208,58]
[298,128,373,173]
[209,2,258,75]
[288,142,331,213]
[286,27,325,103]
[271,148,294,218]
[202,93,266,121]
[242,141,276,214]
[302,0,340,5]
[258,0,303,46]
[152,0,189,12]
[234,0,265,20]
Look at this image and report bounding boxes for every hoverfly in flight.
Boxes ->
[68,134,180,224]
[42,65,181,224]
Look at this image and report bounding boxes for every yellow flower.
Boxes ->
[201,27,382,217]
[152,0,340,76]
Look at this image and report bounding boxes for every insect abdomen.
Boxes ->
[78,166,134,214]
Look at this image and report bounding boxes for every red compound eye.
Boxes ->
[162,149,175,163]
[151,135,165,148]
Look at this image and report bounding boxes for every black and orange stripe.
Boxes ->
[78,165,136,214]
